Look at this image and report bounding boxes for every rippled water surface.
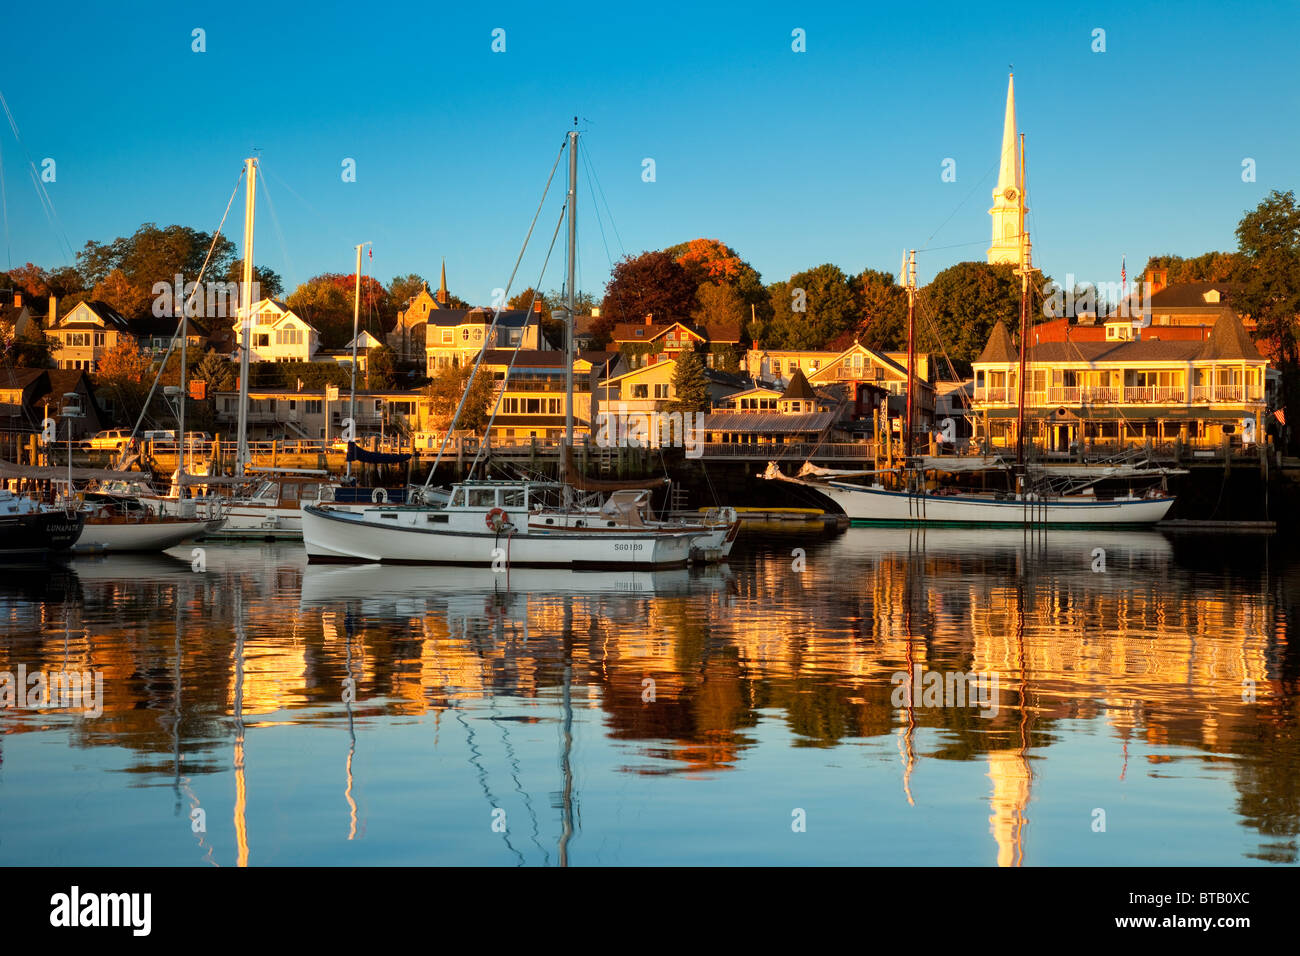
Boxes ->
[1,527,1296,866]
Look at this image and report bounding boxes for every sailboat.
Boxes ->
[768,133,1176,528]
[301,128,712,567]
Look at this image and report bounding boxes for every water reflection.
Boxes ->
[0,527,1295,866]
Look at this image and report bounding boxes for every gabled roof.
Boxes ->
[66,300,131,330]
[976,320,1018,364]
[611,321,670,341]
[1196,310,1263,361]
[1150,281,1240,309]
[0,368,46,391]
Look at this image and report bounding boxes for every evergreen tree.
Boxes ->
[669,350,710,411]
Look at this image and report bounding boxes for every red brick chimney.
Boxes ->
[13,292,21,308]
[48,295,56,326]
[533,299,542,313]
[644,313,653,325]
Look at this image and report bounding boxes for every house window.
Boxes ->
[305,400,322,414]
[632,384,649,399]
[442,330,452,344]
[772,361,782,376]
[654,384,669,398]
[255,334,269,347]
[634,329,643,337]
[94,332,105,347]
[462,329,470,340]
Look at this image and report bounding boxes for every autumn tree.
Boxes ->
[598,251,697,344]
[287,273,391,348]
[91,268,151,318]
[2,323,55,368]
[763,264,857,349]
[423,363,495,434]
[668,238,770,336]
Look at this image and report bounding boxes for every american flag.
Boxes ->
[1275,408,1287,425]
[1121,256,1126,297]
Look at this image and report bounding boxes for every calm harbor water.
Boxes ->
[1,527,1296,867]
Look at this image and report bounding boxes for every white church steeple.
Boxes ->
[988,73,1027,266]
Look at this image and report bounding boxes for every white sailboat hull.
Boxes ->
[302,505,699,568]
[808,481,1175,526]
[74,517,225,552]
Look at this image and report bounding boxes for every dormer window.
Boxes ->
[634,329,643,337]
[1203,290,1221,304]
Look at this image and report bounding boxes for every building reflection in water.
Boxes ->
[0,528,1295,866]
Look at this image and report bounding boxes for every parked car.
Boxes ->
[141,429,176,443]
[82,429,133,450]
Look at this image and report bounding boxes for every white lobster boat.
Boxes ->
[302,479,702,568]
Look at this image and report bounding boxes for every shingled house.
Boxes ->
[971,310,1268,453]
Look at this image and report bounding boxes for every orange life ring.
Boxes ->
[485,507,509,532]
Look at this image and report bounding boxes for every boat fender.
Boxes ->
[485,507,509,532]
[372,487,388,504]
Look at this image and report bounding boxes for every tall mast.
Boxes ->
[562,126,577,490]
[179,298,187,480]
[235,157,257,477]
[347,242,370,481]
[1015,133,1030,470]
[904,249,917,459]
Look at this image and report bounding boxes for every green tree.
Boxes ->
[424,363,495,434]
[763,264,856,349]
[194,351,235,392]
[389,273,428,313]
[1235,190,1300,449]
[78,223,238,290]
[668,350,710,412]
[223,260,284,300]
[844,267,908,351]
[367,345,397,389]
[691,281,747,341]
[919,261,1045,367]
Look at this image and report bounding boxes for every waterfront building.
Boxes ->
[230,299,320,363]
[611,315,742,370]
[48,300,133,372]
[971,309,1268,453]
[423,306,540,376]
[702,370,848,446]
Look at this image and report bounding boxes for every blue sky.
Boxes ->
[1,0,1296,304]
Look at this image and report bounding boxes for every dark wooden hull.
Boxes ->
[0,510,86,559]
